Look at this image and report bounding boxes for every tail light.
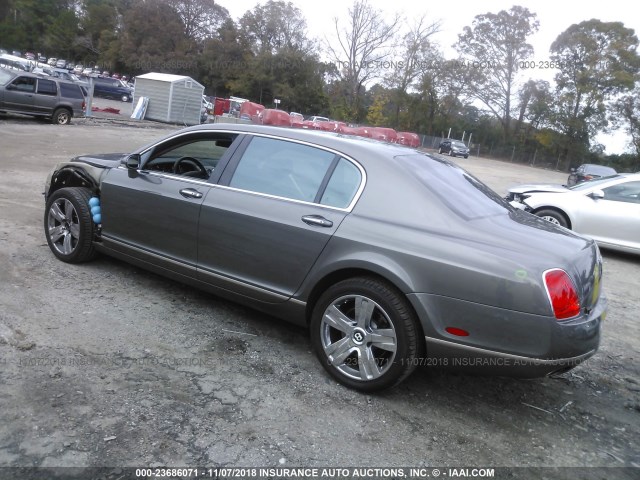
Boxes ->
[544,269,581,320]
[82,100,86,110]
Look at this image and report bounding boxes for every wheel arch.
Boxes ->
[47,166,99,200]
[531,206,572,229]
[303,265,420,331]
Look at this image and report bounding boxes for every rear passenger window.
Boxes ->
[230,137,335,203]
[37,79,57,95]
[320,158,362,208]
[59,83,84,99]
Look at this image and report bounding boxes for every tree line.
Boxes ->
[1,0,639,170]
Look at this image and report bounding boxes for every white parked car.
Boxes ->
[507,173,640,255]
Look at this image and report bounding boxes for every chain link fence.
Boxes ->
[417,134,571,171]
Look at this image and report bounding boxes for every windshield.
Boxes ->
[569,174,621,190]
[452,141,466,148]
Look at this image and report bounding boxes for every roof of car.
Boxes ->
[135,123,422,165]
[581,163,617,171]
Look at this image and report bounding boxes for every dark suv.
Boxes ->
[92,76,133,102]
[438,139,469,158]
[0,68,85,124]
[567,164,617,186]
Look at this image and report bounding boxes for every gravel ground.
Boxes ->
[0,113,638,479]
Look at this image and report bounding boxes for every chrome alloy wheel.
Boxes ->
[540,215,561,225]
[47,198,80,255]
[320,294,397,381]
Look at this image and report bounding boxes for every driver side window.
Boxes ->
[144,134,236,179]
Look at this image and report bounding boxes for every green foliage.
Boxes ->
[550,19,640,166]
[455,5,539,140]
[366,90,388,126]
[0,0,638,168]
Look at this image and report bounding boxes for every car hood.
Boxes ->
[509,183,568,194]
[71,153,127,169]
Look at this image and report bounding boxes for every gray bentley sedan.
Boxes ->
[43,124,605,391]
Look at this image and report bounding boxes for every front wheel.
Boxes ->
[535,209,569,228]
[310,277,423,392]
[438,147,443,154]
[44,187,96,263]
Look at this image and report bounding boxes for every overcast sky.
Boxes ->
[217,0,640,153]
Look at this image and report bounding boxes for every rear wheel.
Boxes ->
[310,277,423,391]
[535,209,569,228]
[438,147,443,154]
[52,108,71,125]
[44,187,96,263]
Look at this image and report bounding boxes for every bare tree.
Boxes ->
[327,0,400,120]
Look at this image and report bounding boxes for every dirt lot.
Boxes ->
[0,114,638,478]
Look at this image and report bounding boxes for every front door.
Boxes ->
[99,131,239,275]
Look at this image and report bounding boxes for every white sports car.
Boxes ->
[507,173,640,255]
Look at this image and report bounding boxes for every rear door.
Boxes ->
[33,78,58,115]
[197,135,364,301]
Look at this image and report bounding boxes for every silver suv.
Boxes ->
[0,68,85,124]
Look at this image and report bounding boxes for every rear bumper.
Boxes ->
[408,292,605,377]
[423,336,597,377]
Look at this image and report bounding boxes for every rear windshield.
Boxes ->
[396,153,511,219]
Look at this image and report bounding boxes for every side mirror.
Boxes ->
[125,154,141,170]
[588,189,604,200]
[5,84,15,90]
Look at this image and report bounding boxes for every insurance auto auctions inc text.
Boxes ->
[213,467,495,478]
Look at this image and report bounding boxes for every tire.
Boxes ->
[121,95,129,102]
[44,187,96,263]
[464,155,469,159]
[310,277,423,392]
[449,149,454,157]
[438,147,443,154]
[535,209,569,229]
[52,108,71,125]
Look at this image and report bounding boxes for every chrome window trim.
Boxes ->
[128,129,367,213]
[223,132,366,212]
[116,166,212,187]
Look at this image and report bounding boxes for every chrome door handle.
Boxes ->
[302,215,333,227]
[179,188,203,199]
